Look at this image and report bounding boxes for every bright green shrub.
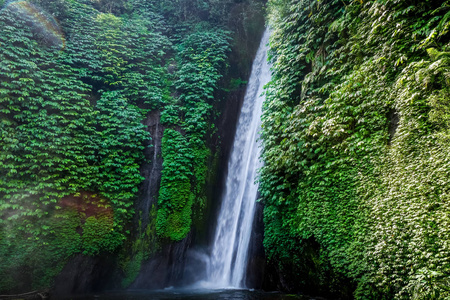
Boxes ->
[156,129,194,241]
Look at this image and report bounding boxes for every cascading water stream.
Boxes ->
[203,29,271,288]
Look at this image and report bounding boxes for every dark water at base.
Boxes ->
[61,289,320,300]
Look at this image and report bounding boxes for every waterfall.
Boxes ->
[205,29,271,288]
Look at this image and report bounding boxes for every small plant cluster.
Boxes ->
[260,0,450,298]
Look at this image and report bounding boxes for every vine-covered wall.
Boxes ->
[260,0,450,298]
[0,0,265,293]
[7,0,448,298]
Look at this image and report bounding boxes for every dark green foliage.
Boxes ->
[156,29,230,240]
[94,91,149,224]
[261,0,450,298]
[0,0,168,291]
[0,0,262,292]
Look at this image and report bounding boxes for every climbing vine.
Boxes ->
[0,0,168,291]
[0,0,263,292]
[156,29,230,241]
[261,0,450,298]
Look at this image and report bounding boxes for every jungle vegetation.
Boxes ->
[0,0,264,292]
[261,0,450,298]
[1,0,450,298]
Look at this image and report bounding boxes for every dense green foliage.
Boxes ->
[0,0,165,291]
[0,0,264,293]
[177,30,229,206]
[156,29,229,240]
[157,128,194,240]
[261,0,450,298]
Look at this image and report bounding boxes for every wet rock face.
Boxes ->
[128,108,195,290]
[130,232,193,289]
[135,110,164,231]
[52,254,115,297]
[245,201,266,289]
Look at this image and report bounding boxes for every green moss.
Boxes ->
[121,251,144,288]
[120,205,160,288]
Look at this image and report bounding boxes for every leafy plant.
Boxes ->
[261,0,450,298]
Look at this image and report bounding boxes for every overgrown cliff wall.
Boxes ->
[0,0,265,294]
[260,0,450,299]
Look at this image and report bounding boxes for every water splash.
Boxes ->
[204,29,271,288]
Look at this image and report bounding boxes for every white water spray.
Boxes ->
[204,29,271,288]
